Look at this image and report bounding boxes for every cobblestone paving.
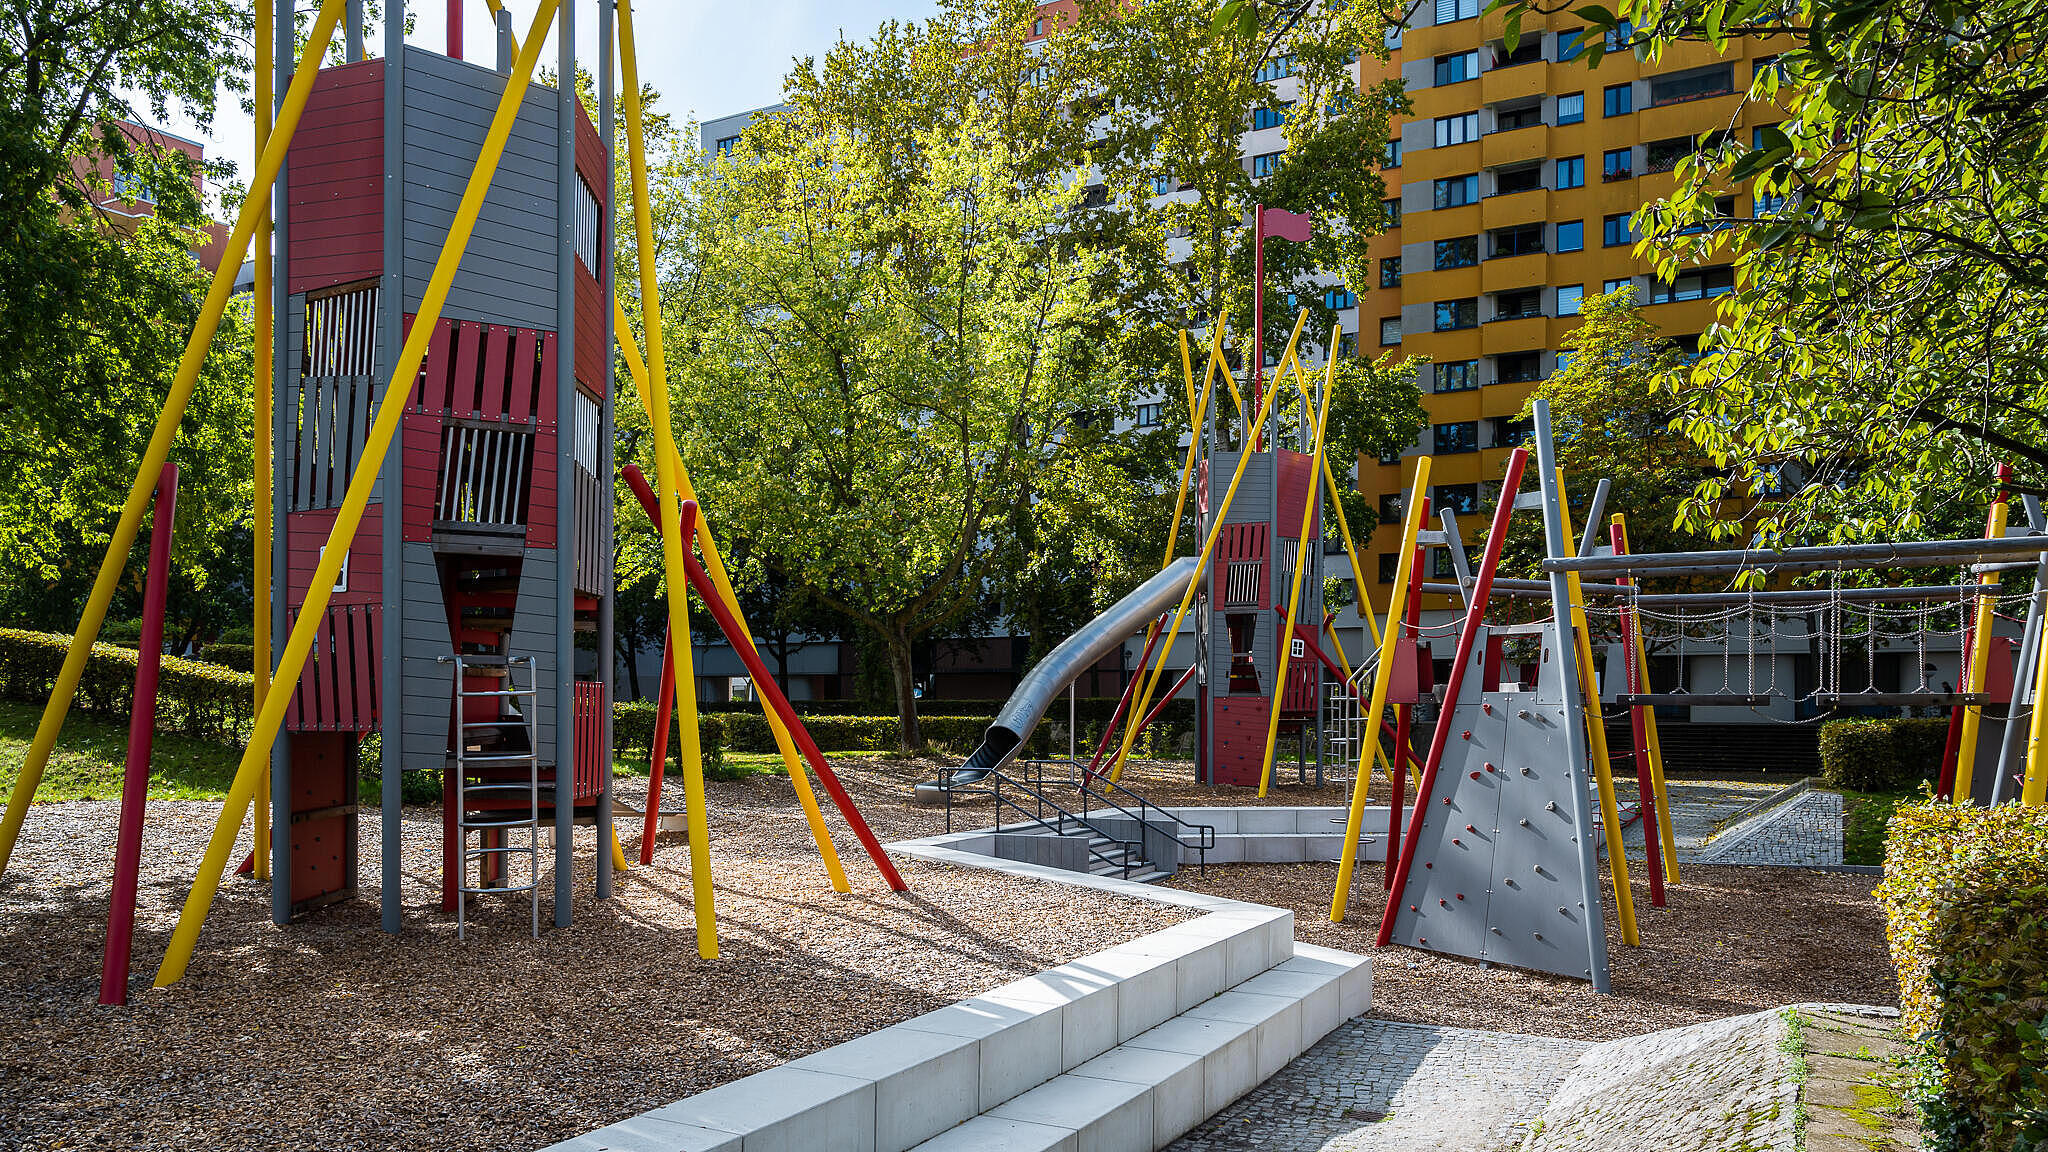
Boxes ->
[1168,1019,1590,1152]
[1619,780,1784,859]
[1695,789,1844,866]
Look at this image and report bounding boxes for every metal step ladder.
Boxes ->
[440,653,542,939]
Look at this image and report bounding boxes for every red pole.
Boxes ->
[674,499,907,890]
[1252,204,1265,452]
[639,629,676,865]
[1610,519,1666,908]
[1378,448,1528,947]
[1121,661,1199,756]
[1385,500,1427,890]
[100,464,177,1006]
[1085,615,1168,776]
[447,0,462,58]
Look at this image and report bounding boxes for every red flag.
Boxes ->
[1261,207,1312,243]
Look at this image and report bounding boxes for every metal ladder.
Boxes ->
[440,654,541,939]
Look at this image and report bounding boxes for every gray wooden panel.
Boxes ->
[399,44,558,332]
[398,542,455,771]
[1216,450,1274,524]
[509,548,558,753]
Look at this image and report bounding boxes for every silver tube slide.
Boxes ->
[951,555,1203,783]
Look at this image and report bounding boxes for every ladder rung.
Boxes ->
[459,719,524,729]
[460,754,539,764]
[459,882,540,895]
[461,689,536,698]
[463,782,539,793]
[462,816,537,829]
[466,845,536,858]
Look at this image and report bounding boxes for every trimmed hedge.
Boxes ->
[1876,801,2048,1152]
[197,643,255,672]
[612,700,726,773]
[0,627,251,742]
[1819,717,1949,792]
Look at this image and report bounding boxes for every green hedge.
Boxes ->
[0,627,251,742]
[612,700,726,773]
[1876,801,2048,1152]
[197,642,255,672]
[1819,717,1950,791]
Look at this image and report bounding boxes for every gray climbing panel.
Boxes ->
[1387,624,1603,982]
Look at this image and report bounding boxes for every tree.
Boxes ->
[1490,0,2048,544]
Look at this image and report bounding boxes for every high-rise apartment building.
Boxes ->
[1358,5,1768,605]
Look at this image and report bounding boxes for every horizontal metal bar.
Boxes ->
[1814,692,1994,707]
[1615,693,1777,706]
[1421,581,1997,606]
[1542,535,2048,577]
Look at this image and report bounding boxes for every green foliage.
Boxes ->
[610,701,726,776]
[1840,789,1912,867]
[1819,717,1948,792]
[0,627,248,743]
[1875,802,2048,1151]
[1494,0,2048,541]
[198,642,255,672]
[0,699,239,802]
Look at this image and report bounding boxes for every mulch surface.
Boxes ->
[0,756,1191,1152]
[1161,860,1898,1042]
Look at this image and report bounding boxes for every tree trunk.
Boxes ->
[885,624,922,752]
[621,635,643,700]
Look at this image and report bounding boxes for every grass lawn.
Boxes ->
[0,699,241,802]
[1838,788,1916,866]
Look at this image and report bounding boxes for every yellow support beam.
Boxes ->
[0,0,349,881]
[1331,456,1432,922]
[1109,312,1309,782]
[153,0,563,987]
[1612,512,1677,885]
[2025,605,2048,806]
[1556,471,1639,947]
[1953,495,2010,801]
[1257,354,1337,797]
[612,298,850,894]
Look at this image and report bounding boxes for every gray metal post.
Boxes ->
[554,0,578,927]
[345,0,363,61]
[376,0,404,934]
[269,0,296,926]
[1530,398,1611,992]
[497,9,513,73]
[595,0,616,898]
[1198,329,1216,786]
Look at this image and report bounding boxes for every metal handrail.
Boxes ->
[1067,763,1216,866]
[936,765,1146,878]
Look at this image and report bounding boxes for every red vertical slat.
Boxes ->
[328,608,354,731]
[420,320,453,411]
[532,331,556,425]
[475,324,504,418]
[349,608,372,729]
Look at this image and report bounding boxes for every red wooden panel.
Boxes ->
[354,608,379,729]
[1276,450,1318,539]
[1210,696,1271,788]
[527,429,556,547]
[401,414,439,540]
[421,321,455,410]
[574,275,605,395]
[286,205,384,241]
[534,332,557,427]
[511,328,542,421]
[574,101,608,211]
[285,62,382,297]
[444,321,476,415]
[481,326,510,420]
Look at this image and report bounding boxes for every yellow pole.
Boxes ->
[1320,453,1382,647]
[1953,496,2011,801]
[618,0,719,955]
[1332,456,1432,922]
[251,0,274,883]
[153,0,561,987]
[1612,512,1678,884]
[0,0,348,881]
[610,826,631,873]
[612,299,849,893]
[1256,354,1337,797]
[1108,311,1309,781]
[1556,471,1638,946]
[2024,601,2048,806]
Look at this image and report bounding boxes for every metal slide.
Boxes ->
[946,555,1203,786]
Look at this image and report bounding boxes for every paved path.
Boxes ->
[1694,789,1844,866]
[1167,1019,1590,1152]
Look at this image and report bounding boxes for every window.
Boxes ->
[1603,212,1634,246]
[1433,422,1479,454]
[1491,415,1533,446]
[1490,37,1542,67]
[1557,28,1587,60]
[714,135,741,156]
[1603,277,1634,295]
[1434,235,1479,269]
[1435,0,1479,23]
[1433,174,1480,208]
[1135,402,1163,427]
[1383,197,1402,227]
[1650,265,1736,303]
[1604,19,1634,50]
[1434,298,1478,331]
[1557,92,1585,124]
[1378,553,1400,582]
[573,176,602,274]
[1380,257,1403,288]
[1602,148,1634,181]
[1434,482,1480,512]
[1497,351,1541,383]
[1435,112,1480,147]
[1431,549,1460,579]
[1382,138,1402,168]
[1380,317,1403,345]
[1556,219,1584,252]
[1555,155,1585,189]
[1379,495,1404,524]
[1489,224,1544,258]
[1252,103,1292,130]
[1434,51,1480,86]
[1032,17,1045,35]
[1325,288,1357,311]
[1495,164,1542,195]
[1650,64,1734,107]
[1554,350,1572,372]
[1646,135,1694,174]
[1494,287,1541,320]
[1254,55,1295,83]
[1152,173,1175,196]
[1252,151,1284,178]
[1337,331,1358,358]
[1556,285,1584,315]
[1495,103,1542,132]
[1603,83,1633,117]
[1435,360,1479,392]
[1081,184,1109,208]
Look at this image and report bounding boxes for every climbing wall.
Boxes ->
[1386,624,1604,983]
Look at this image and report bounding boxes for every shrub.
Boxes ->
[197,643,255,672]
[0,627,252,742]
[1820,717,1948,792]
[612,701,725,773]
[1876,801,2048,1152]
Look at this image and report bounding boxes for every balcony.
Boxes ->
[1481,190,1548,229]
[1641,91,1745,142]
[1480,314,1547,352]
[1481,125,1547,167]
[1480,62,1548,104]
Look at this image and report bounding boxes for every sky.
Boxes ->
[152,0,940,199]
